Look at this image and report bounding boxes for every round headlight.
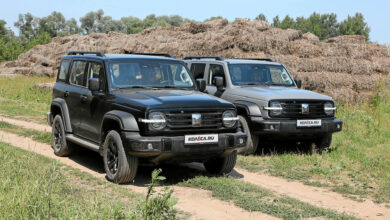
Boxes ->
[223,110,237,128]
[269,101,282,116]
[324,102,335,116]
[148,112,166,130]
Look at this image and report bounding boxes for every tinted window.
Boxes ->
[87,62,105,90]
[57,60,70,81]
[190,63,206,79]
[208,64,226,86]
[108,60,194,89]
[69,61,88,86]
[228,64,294,86]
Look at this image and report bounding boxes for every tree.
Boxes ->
[121,16,143,34]
[272,15,280,27]
[14,13,40,40]
[25,31,51,51]
[278,15,296,29]
[79,9,104,34]
[0,20,7,38]
[255,13,267,22]
[39,11,66,37]
[339,13,370,41]
[59,18,81,36]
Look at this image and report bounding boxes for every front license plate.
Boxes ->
[185,134,218,144]
[297,119,322,127]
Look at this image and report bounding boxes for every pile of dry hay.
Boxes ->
[1,18,389,103]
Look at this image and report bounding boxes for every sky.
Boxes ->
[0,0,389,45]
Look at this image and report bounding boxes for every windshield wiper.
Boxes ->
[238,83,260,86]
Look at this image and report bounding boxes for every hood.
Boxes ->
[112,89,234,110]
[233,86,333,101]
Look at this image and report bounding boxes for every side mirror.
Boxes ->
[214,76,224,91]
[294,78,302,89]
[196,78,206,92]
[88,78,100,92]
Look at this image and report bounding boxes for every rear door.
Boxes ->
[67,60,89,135]
[205,63,227,97]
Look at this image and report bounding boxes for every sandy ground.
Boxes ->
[1,116,390,219]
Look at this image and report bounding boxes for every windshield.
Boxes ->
[108,60,194,89]
[228,64,294,86]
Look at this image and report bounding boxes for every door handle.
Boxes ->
[64,91,69,97]
[80,95,87,103]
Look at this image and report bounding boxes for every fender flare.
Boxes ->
[101,110,140,132]
[51,98,72,133]
[234,101,262,117]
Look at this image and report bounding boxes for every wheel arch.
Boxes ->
[234,101,262,117]
[51,98,72,133]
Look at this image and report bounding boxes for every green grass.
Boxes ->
[237,82,390,203]
[0,75,53,124]
[179,176,357,220]
[0,141,144,219]
[0,121,51,144]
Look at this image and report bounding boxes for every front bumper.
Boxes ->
[121,131,247,163]
[250,116,342,136]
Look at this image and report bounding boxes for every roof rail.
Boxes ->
[123,50,173,58]
[68,51,105,57]
[233,58,274,62]
[184,56,224,61]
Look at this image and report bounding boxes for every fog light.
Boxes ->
[337,124,341,129]
[270,125,274,130]
[239,138,244,144]
[147,143,153,150]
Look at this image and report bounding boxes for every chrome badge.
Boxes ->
[301,104,309,114]
[192,113,202,127]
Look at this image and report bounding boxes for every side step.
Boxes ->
[66,134,100,152]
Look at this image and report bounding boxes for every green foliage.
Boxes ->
[339,13,370,41]
[25,31,51,51]
[204,16,224,22]
[271,12,370,41]
[138,169,178,220]
[255,13,267,22]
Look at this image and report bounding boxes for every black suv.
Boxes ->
[47,51,246,183]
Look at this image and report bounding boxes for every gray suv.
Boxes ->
[184,56,343,154]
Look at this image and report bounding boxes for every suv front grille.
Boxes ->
[277,100,328,118]
[165,111,223,130]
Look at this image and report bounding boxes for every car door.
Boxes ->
[77,60,108,142]
[205,63,227,97]
[67,60,89,135]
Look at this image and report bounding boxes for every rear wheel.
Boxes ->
[51,115,72,156]
[237,115,259,155]
[204,151,237,175]
[103,130,138,184]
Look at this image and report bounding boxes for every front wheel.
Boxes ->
[204,151,237,175]
[314,134,333,154]
[237,115,259,155]
[103,130,138,184]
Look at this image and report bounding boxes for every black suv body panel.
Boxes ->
[49,54,246,164]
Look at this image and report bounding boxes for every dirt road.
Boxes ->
[1,116,390,219]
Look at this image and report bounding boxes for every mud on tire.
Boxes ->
[103,130,138,184]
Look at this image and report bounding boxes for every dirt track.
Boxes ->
[1,116,390,219]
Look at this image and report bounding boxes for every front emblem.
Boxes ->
[192,113,202,127]
[301,104,309,114]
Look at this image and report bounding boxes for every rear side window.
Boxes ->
[69,60,88,86]
[57,60,70,82]
[190,63,206,79]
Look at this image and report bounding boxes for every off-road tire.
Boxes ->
[237,115,259,155]
[204,151,237,175]
[103,130,138,184]
[51,115,72,156]
[314,134,333,154]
